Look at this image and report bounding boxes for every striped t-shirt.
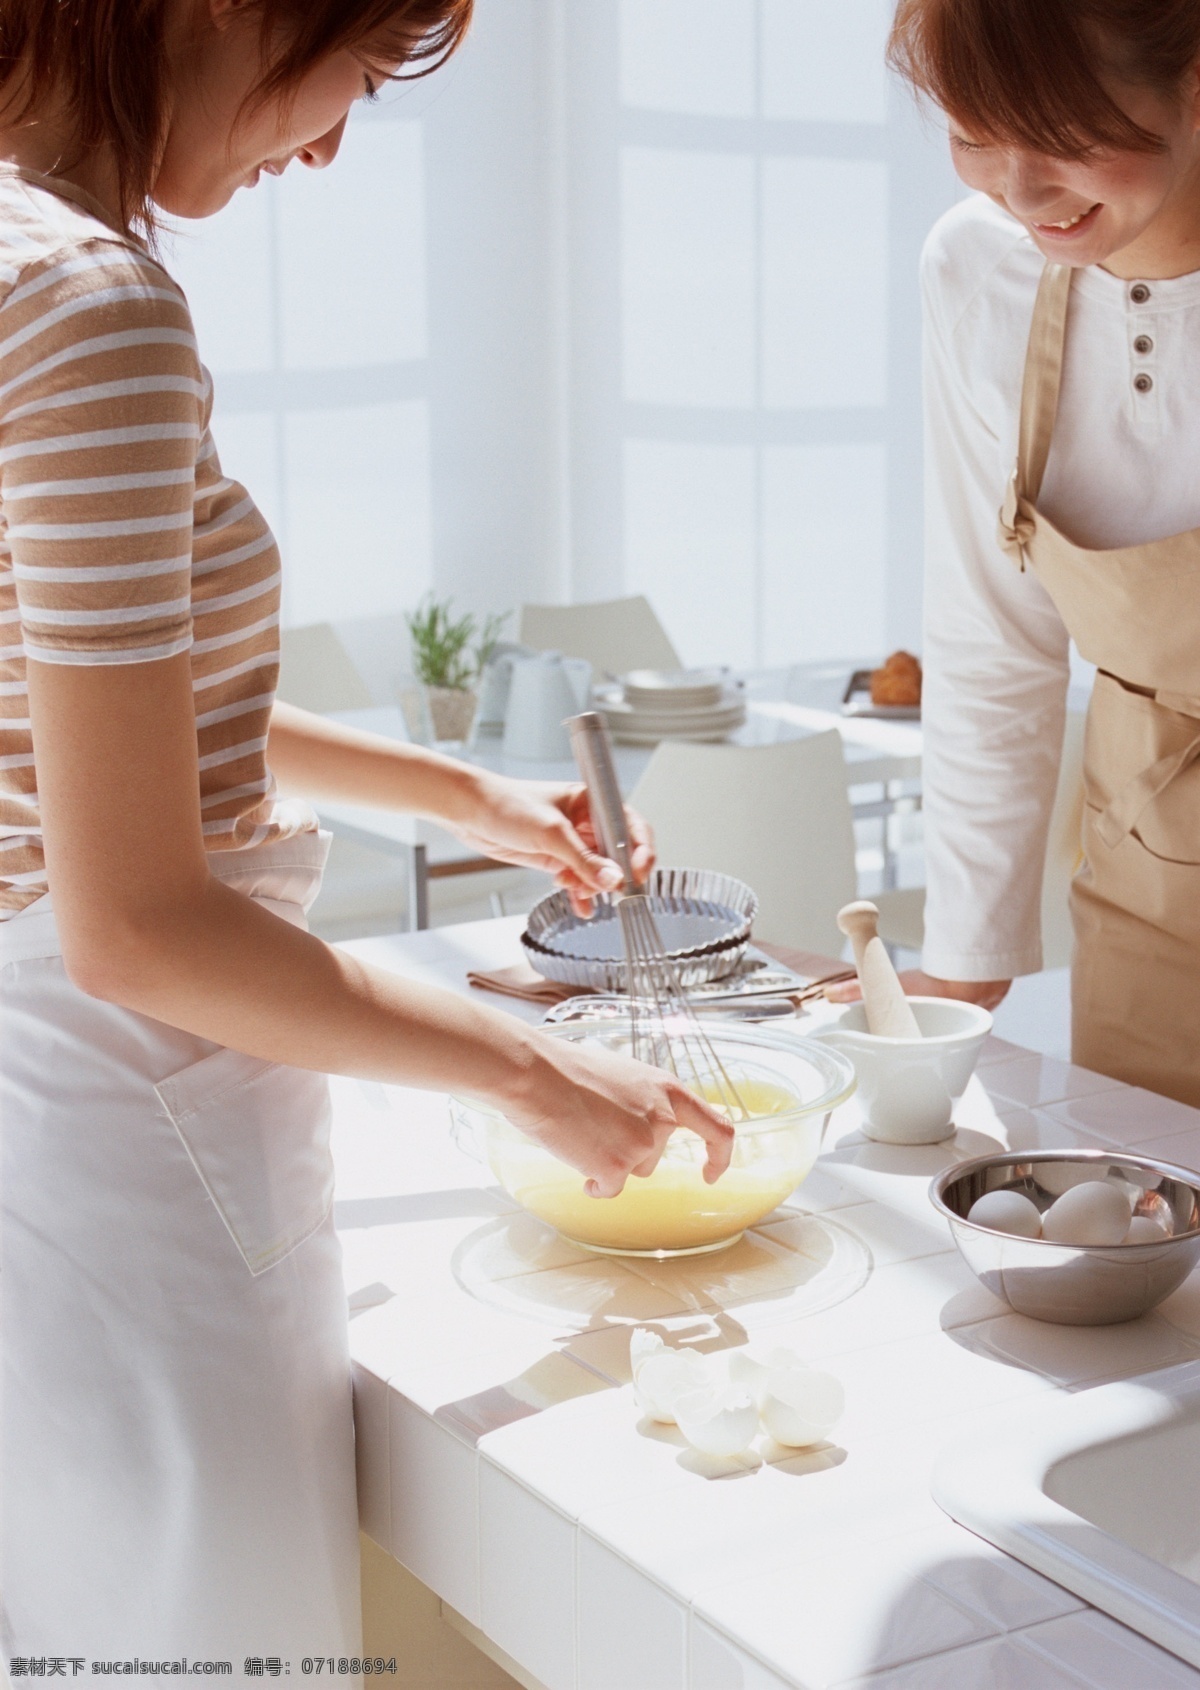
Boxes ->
[0,165,313,918]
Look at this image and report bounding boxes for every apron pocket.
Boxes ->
[1082,802,1200,945]
[1087,673,1200,864]
[155,1046,334,1276]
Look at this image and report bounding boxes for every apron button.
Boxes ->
[1134,334,1154,355]
[1131,282,1152,304]
[1134,373,1154,393]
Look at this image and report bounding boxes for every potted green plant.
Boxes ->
[402,595,509,746]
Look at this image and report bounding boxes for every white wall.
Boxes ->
[165,0,960,665]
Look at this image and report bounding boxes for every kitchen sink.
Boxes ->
[933,1359,1200,1667]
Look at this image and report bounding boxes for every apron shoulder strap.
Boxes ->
[1016,261,1073,506]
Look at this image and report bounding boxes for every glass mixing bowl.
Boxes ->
[449,1016,856,1258]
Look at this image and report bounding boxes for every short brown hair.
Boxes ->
[889,0,1200,158]
[0,0,473,239]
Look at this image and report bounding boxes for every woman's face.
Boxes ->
[948,70,1200,273]
[154,0,397,219]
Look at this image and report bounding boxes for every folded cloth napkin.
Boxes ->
[466,961,584,1003]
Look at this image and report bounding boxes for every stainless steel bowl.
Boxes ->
[932,1150,1200,1326]
[521,866,757,991]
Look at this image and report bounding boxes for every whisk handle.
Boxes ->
[567,711,636,889]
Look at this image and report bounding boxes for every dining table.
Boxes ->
[311,661,923,930]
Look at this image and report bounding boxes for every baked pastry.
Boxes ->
[870,650,922,708]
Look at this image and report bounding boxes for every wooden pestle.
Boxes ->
[837,901,923,1040]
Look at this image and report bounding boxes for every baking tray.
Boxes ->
[841,667,921,721]
[521,867,757,991]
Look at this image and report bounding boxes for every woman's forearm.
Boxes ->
[30,661,733,1192]
[266,700,627,896]
[32,666,527,1102]
[76,877,741,1195]
[85,872,544,1106]
[267,699,484,818]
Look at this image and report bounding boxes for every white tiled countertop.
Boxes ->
[335,918,1200,1690]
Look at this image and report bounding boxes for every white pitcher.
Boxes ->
[474,641,535,734]
[502,653,592,761]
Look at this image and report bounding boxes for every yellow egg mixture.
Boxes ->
[491,1075,811,1254]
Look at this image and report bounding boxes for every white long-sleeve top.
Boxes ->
[920,192,1200,980]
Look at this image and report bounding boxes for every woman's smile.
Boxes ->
[1028,202,1104,240]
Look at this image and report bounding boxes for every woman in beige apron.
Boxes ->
[876,0,1200,1104]
[999,263,1200,1102]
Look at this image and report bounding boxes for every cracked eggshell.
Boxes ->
[759,1367,845,1449]
[726,1349,769,1399]
[673,1385,759,1458]
[629,1330,712,1424]
[630,1328,665,1376]
[727,1344,810,1407]
[1041,1180,1133,1247]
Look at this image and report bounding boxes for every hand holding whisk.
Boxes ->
[566,712,750,1123]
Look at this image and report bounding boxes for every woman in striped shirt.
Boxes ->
[0,0,734,1662]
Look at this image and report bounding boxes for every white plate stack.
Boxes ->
[596,669,747,745]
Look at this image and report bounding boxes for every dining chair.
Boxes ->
[278,622,373,713]
[518,595,682,678]
[332,612,411,708]
[865,707,1084,997]
[628,730,906,958]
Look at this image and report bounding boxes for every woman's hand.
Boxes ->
[265,708,653,912]
[447,771,656,914]
[500,1033,736,1198]
[825,969,1012,1011]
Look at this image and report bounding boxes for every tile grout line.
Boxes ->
[578,1514,588,1690]
[1014,1616,1141,1690]
[472,1444,483,1634]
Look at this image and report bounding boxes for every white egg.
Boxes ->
[966,1189,1043,1239]
[758,1367,845,1449]
[1038,1164,1140,1210]
[1041,1180,1132,1246]
[629,1331,711,1424]
[1038,1162,1109,1198]
[673,1385,759,1458]
[1125,1214,1172,1245]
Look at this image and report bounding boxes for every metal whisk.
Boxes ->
[567,712,749,1122]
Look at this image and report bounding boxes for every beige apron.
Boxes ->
[998,262,1200,1105]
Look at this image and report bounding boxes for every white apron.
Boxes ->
[1,831,362,1668]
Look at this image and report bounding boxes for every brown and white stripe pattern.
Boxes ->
[0,167,308,918]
